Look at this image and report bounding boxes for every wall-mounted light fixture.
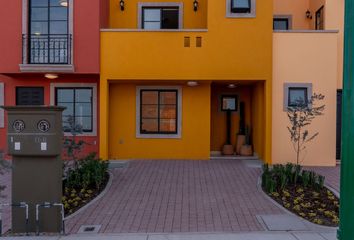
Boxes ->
[193,0,199,12]
[44,74,58,79]
[59,0,68,7]
[120,0,125,11]
[187,81,199,87]
[306,10,312,19]
[227,84,237,89]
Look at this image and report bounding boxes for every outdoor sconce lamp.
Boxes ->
[120,0,125,11]
[193,0,199,12]
[306,10,313,19]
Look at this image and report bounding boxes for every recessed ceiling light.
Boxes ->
[228,84,237,89]
[59,0,68,7]
[44,73,59,79]
[187,81,198,87]
[34,32,41,36]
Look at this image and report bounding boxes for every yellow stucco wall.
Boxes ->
[100,0,273,161]
[108,82,211,160]
[251,82,265,161]
[272,32,338,166]
[109,0,207,29]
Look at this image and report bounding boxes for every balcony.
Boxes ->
[20,34,74,73]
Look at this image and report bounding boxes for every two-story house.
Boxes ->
[0,0,344,166]
[99,0,272,162]
[0,0,109,158]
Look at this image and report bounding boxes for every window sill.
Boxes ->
[64,132,97,137]
[226,12,256,18]
[19,64,75,73]
[136,133,182,139]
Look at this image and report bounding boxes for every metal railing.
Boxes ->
[22,34,72,65]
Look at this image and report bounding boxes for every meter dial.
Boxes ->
[13,120,25,133]
[37,120,50,133]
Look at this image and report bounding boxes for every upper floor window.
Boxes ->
[27,0,70,64]
[315,6,324,30]
[231,0,251,13]
[273,18,289,30]
[142,7,179,29]
[226,0,256,18]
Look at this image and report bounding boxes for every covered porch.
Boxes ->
[210,81,267,161]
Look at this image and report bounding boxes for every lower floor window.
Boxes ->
[288,87,308,107]
[55,87,93,132]
[16,87,44,105]
[140,89,178,134]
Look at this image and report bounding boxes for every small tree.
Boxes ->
[63,116,87,174]
[0,150,10,198]
[287,93,325,165]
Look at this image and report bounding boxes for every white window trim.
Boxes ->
[20,0,74,72]
[0,83,4,128]
[273,15,293,30]
[137,2,184,29]
[226,0,256,18]
[283,83,313,111]
[50,83,97,136]
[136,86,182,139]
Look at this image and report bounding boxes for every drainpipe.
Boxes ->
[338,0,354,239]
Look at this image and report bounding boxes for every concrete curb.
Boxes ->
[64,171,114,221]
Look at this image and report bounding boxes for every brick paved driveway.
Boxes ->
[65,160,283,233]
[0,160,341,235]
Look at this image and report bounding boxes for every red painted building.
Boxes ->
[0,0,109,158]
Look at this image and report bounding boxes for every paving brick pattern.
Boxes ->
[0,160,341,235]
[65,160,283,234]
[0,167,11,235]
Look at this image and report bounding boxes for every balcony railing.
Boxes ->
[22,34,72,65]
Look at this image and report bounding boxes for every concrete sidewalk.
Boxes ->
[2,231,338,240]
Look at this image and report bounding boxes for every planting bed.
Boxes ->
[62,173,109,216]
[262,163,339,227]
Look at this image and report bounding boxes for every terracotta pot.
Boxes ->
[222,145,234,155]
[236,135,246,155]
[240,145,253,156]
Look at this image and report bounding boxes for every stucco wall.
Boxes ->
[108,82,211,160]
[273,0,310,30]
[109,0,207,29]
[0,75,100,158]
[272,32,338,166]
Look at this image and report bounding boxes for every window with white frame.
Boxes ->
[0,83,4,128]
[138,3,183,29]
[51,83,97,136]
[142,7,179,29]
[136,86,182,138]
[226,0,256,18]
[284,83,312,110]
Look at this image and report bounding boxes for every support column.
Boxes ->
[338,1,354,239]
[265,79,272,164]
[99,78,109,160]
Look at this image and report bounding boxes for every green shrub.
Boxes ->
[65,153,108,190]
[261,163,326,194]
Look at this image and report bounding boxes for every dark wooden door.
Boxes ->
[336,90,342,160]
